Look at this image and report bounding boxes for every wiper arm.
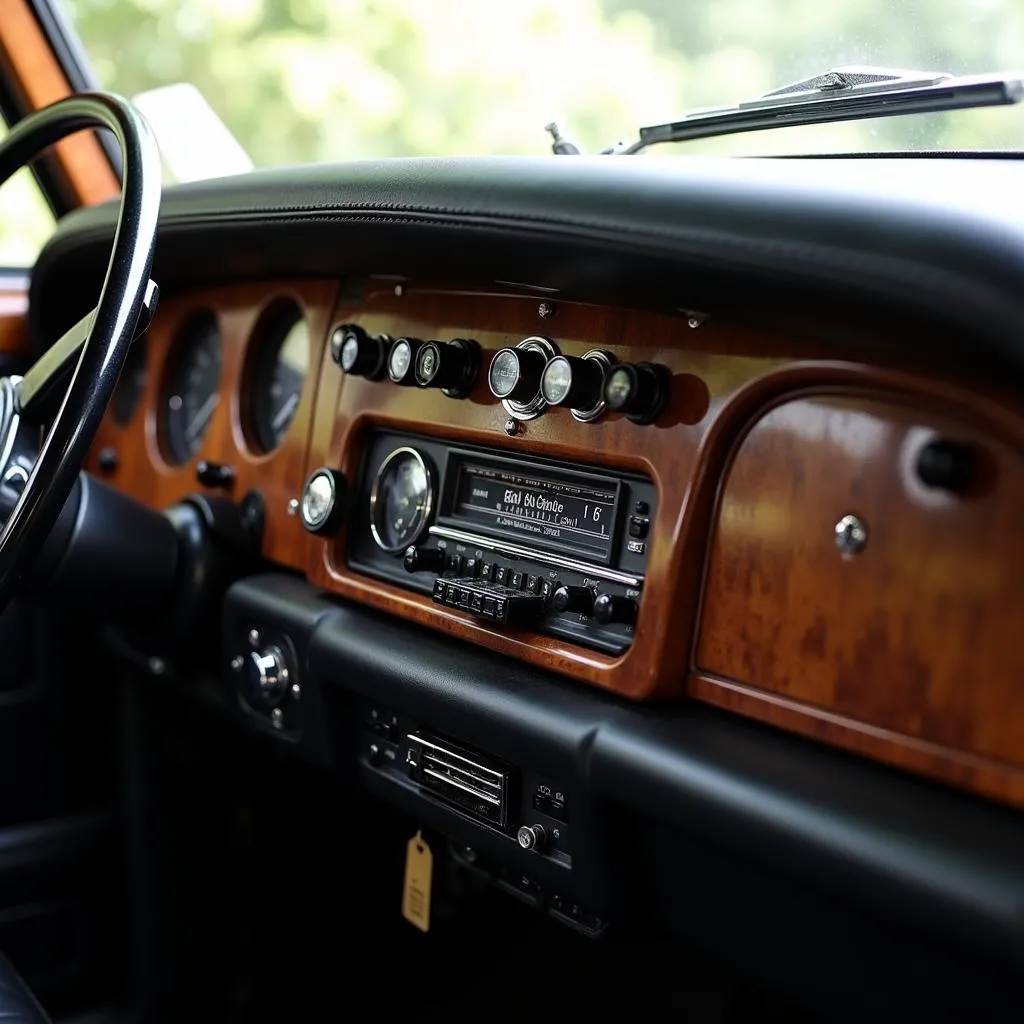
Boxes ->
[550,66,1024,155]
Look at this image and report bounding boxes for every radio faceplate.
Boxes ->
[348,430,655,654]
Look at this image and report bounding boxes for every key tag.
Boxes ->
[402,830,432,932]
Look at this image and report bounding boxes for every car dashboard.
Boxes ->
[27,154,1024,1018]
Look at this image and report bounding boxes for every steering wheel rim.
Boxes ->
[0,92,160,607]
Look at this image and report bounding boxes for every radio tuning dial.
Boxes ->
[403,545,446,573]
[551,584,595,616]
[387,337,424,386]
[332,324,389,380]
[517,823,547,852]
[593,593,638,627]
[487,347,549,404]
[414,338,480,398]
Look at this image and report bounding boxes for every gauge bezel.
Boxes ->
[157,309,222,466]
[243,300,309,455]
[369,446,435,553]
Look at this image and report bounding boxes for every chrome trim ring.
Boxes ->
[369,446,434,553]
[501,336,559,421]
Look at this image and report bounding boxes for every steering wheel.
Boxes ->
[0,93,160,613]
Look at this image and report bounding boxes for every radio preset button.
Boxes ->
[479,562,495,582]
[464,557,479,577]
[510,570,525,589]
[494,565,508,585]
[526,574,542,594]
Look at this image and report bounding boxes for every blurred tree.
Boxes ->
[52,0,1024,164]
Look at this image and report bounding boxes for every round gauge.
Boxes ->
[249,307,309,452]
[112,337,147,425]
[370,447,434,553]
[160,312,222,465]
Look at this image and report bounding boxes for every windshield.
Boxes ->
[61,0,1024,165]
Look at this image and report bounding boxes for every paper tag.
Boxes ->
[402,831,432,932]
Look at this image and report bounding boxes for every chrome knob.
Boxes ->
[246,644,288,706]
[517,823,547,852]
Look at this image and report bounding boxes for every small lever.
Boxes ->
[18,278,159,422]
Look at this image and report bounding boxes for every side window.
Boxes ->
[0,119,56,267]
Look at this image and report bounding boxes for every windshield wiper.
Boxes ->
[546,66,1024,155]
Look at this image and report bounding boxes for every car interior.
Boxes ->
[0,1,1021,1021]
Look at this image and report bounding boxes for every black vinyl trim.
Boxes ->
[0,809,113,874]
[28,156,1024,388]
[287,580,1024,957]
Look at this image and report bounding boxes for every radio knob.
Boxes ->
[604,362,670,424]
[487,347,549,404]
[414,338,480,398]
[403,545,447,573]
[550,584,595,616]
[245,645,289,707]
[592,593,638,627]
[331,324,389,380]
[540,354,607,410]
[517,823,547,852]
[387,337,424,386]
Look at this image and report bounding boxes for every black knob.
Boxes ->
[593,593,638,627]
[387,337,424,386]
[488,347,549,404]
[604,363,670,424]
[403,545,447,573]
[517,824,547,852]
[331,324,389,380]
[916,439,974,494]
[551,584,595,615]
[540,354,608,410]
[196,460,235,489]
[415,338,480,398]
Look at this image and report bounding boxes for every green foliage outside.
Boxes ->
[3,0,1024,265]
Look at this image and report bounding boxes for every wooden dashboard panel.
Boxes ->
[306,282,761,699]
[694,394,1024,807]
[86,280,337,570]
[0,283,28,356]
[85,273,1024,807]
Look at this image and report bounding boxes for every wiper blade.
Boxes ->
[558,66,1024,155]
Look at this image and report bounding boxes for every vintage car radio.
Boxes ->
[345,430,654,654]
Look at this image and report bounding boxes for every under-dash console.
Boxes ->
[346,430,655,653]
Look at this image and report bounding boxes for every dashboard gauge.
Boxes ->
[249,307,309,452]
[370,447,434,553]
[112,337,147,425]
[160,312,222,465]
